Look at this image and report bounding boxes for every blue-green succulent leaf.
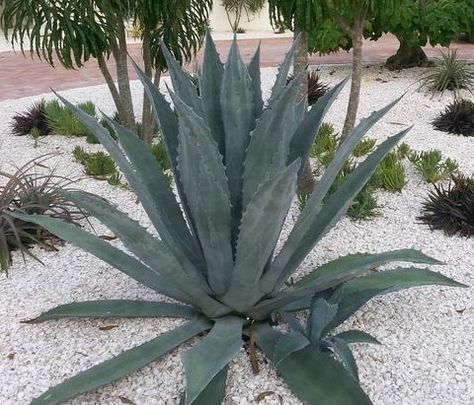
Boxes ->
[293,249,443,291]
[179,366,228,405]
[273,330,310,365]
[222,160,300,311]
[63,190,208,293]
[200,31,225,154]
[247,43,264,119]
[102,116,205,271]
[130,59,200,251]
[26,300,197,323]
[253,323,372,404]
[326,267,467,331]
[242,74,303,207]
[221,38,255,250]
[298,96,404,225]
[335,330,381,345]
[172,93,234,295]
[262,126,411,293]
[288,78,348,167]
[30,318,211,405]
[269,34,301,102]
[160,41,203,115]
[322,337,359,381]
[307,298,338,342]
[10,213,190,303]
[183,316,243,405]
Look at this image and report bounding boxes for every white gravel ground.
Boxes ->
[0,64,473,405]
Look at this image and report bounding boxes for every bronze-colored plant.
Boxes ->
[0,157,84,272]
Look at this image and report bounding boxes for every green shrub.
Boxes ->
[310,122,339,167]
[420,50,474,97]
[73,146,117,177]
[17,36,464,405]
[45,99,96,137]
[396,142,411,159]
[419,174,474,236]
[409,149,459,183]
[432,98,474,137]
[373,152,406,192]
[0,158,82,272]
[347,185,380,220]
[353,138,376,157]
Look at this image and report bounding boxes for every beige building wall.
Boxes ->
[209,2,274,33]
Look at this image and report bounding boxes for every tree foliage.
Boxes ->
[0,0,212,142]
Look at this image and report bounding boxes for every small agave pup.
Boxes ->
[15,35,465,405]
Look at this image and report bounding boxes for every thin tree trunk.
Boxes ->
[141,28,156,145]
[114,14,136,131]
[97,54,128,123]
[293,26,315,195]
[341,20,363,141]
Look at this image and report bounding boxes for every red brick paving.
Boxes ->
[1,35,474,101]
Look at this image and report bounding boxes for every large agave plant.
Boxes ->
[16,35,464,404]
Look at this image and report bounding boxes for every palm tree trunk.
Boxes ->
[341,19,363,141]
[114,13,136,131]
[293,27,315,194]
[141,28,156,145]
[97,54,128,123]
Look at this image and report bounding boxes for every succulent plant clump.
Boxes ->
[419,174,474,237]
[15,35,464,405]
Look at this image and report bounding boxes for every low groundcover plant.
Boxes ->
[16,35,465,405]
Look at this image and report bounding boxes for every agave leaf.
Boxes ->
[247,43,264,119]
[293,249,443,290]
[102,117,205,272]
[54,94,203,271]
[179,367,228,405]
[307,298,338,342]
[269,34,301,103]
[222,160,300,312]
[26,300,198,323]
[288,78,348,166]
[160,42,203,115]
[130,59,200,249]
[10,213,191,303]
[322,337,359,381]
[273,330,310,365]
[335,330,381,345]
[183,316,243,405]
[242,74,303,207]
[30,317,211,405]
[326,267,468,332]
[63,190,209,293]
[279,311,306,336]
[172,94,233,295]
[130,59,179,170]
[253,323,372,405]
[200,31,225,153]
[262,127,411,294]
[298,96,404,225]
[221,38,255,249]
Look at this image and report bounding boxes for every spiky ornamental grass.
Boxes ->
[287,70,329,106]
[11,101,50,137]
[432,98,474,137]
[419,50,474,98]
[14,35,466,405]
[0,157,83,272]
[419,174,474,237]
